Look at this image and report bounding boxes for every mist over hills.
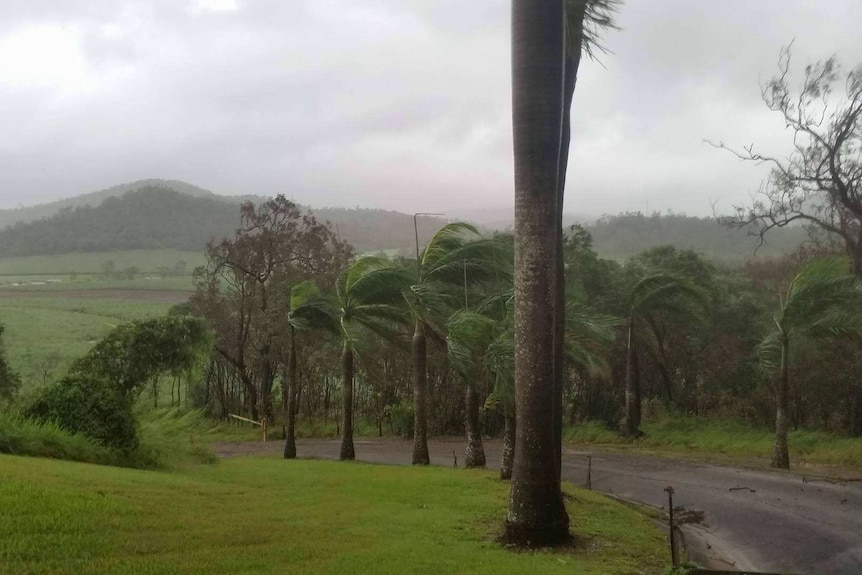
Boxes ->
[0,179,807,261]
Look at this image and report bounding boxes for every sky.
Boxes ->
[0,0,860,219]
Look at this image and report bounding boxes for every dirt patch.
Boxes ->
[0,289,191,303]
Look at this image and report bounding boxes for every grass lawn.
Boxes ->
[0,298,172,392]
[0,455,668,575]
[565,419,862,471]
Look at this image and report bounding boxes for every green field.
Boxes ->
[0,455,667,575]
[0,250,204,276]
[0,297,173,392]
[565,419,862,470]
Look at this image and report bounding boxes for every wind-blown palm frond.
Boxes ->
[564,305,620,379]
[446,310,497,384]
[630,274,710,318]
[566,0,623,61]
[288,281,335,332]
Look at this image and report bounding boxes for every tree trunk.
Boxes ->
[283,327,298,459]
[500,404,516,480]
[412,320,430,465]
[340,343,355,461]
[504,0,569,547]
[553,0,586,490]
[624,320,642,437]
[259,343,274,423]
[771,342,791,469]
[465,385,486,468]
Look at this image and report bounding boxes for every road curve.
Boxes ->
[212,437,862,574]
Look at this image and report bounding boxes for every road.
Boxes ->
[213,437,862,574]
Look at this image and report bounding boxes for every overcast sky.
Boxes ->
[0,0,860,218]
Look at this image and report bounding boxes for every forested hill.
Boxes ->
[0,188,239,256]
[0,187,446,257]
[0,180,808,260]
[583,212,808,261]
[0,179,223,230]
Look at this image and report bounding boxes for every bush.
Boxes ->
[384,401,414,438]
[25,373,138,452]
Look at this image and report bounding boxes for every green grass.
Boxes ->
[564,418,862,469]
[0,250,204,276]
[0,408,215,469]
[0,298,172,391]
[0,455,667,575]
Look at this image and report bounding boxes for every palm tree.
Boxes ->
[407,222,505,465]
[623,274,709,437]
[283,281,334,459]
[447,310,497,468]
[485,298,616,480]
[505,0,568,546]
[553,0,621,484]
[334,257,410,460]
[758,257,862,469]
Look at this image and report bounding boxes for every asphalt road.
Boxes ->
[213,438,862,574]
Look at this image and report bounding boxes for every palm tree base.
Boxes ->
[499,520,572,548]
[465,436,486,468]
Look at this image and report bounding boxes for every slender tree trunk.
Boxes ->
[772,342,791,469]
[465,385,486,468]
[284,327,298,459]
[259,343,274,423]
[500,403,516,480]
[504,0,569,547]
[412,320,430,465]
[553,0,586,489]
[624,320,642,437]
[340,343,355,461]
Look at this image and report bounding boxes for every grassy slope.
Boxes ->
[0,456,667,575]
[0,298,172,392]
[566,419,862,470]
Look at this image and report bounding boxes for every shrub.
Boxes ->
[384,400,414,438]
[25,373,138,452]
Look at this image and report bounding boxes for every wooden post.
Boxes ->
[665,486,677,567]
[587,455,592,490]
[263,418,268,443]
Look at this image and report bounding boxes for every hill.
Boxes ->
[0,186,447,257]
[0,179,809,261]
[0,179,228,230]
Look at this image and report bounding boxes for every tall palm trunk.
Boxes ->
[412,320,430,465]
[553,0,586,487]
[624,319,641,437]
[465,385,486,468]
[283,327,298,459]
[504,0,569,547]
[500,403,516,480]
[772,340,791,469]
[259,343,274,422]
[340,343,355,461]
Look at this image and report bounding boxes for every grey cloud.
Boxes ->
[0,0,860,217]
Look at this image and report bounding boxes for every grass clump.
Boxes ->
[0,412,115,465]
[0,455,667,575]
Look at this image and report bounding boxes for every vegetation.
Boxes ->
[25,314,210,453]
[0,455,667,575]
[0,298,172,392]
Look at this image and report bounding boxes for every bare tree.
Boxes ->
[710,46,862,276]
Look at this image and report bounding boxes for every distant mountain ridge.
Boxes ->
[0,179,808,261]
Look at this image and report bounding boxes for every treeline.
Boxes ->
[182,196,861,474]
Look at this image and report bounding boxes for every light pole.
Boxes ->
[413,212,444,282]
